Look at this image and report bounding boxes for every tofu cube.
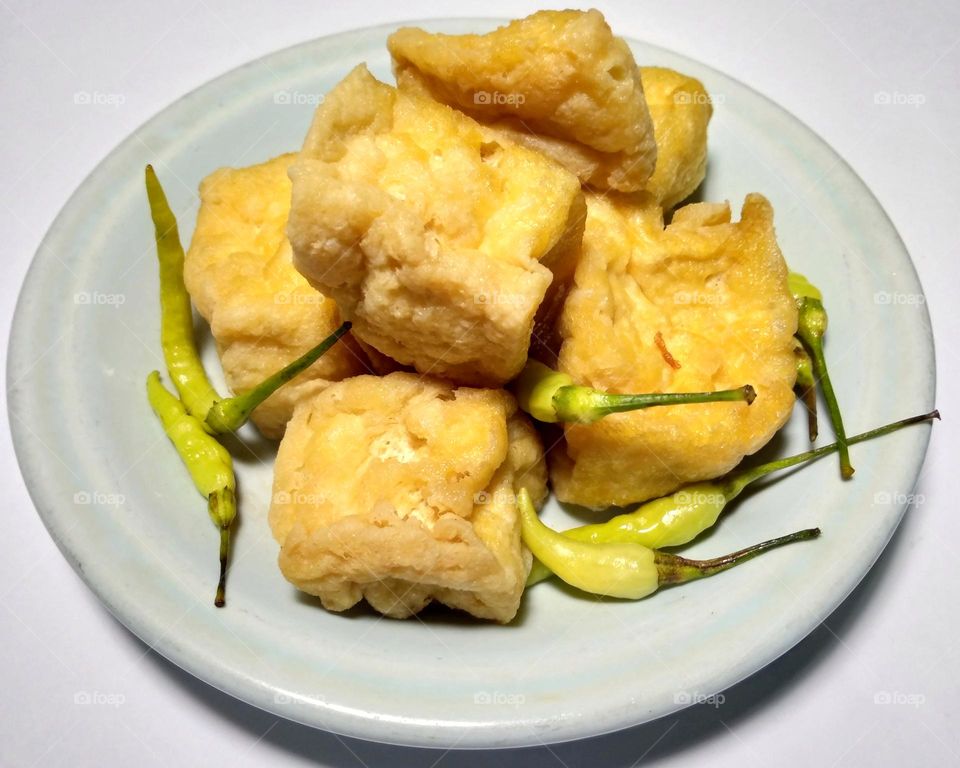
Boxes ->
[268,372,548,622]
[552,193,798,509]
[388,9,658,192]
[640,67,713,209]
[287,65,585,386]
[184,154,369,438]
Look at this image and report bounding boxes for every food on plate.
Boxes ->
[184,154,369,439]
[790,272,853,478]
[139,8,938,623]
[515,358,755,424]
[388,9,657,192]
[527,410,938,585]
[268,372,547,622]
[287,64,585,386]
[550,192,799,509]
[518,488,819,599]
[639,66,712,208]
[145,322,351,603]
[146,168,356,604]
[146,371,236,607]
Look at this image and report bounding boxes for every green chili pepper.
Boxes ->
[518,489,819,599]
[146,371,236,607]
[527,409,938,585]
[794,342,818,441]
[788,271,852,478]
[204,321,352,434]
[145,165,220,424]
[515,359,756,425]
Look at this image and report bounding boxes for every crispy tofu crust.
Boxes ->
[389,9,657,192]
[183,154,369,438]
[287,65,584,386]
[268,373,548,622]
[551,192,798,509]
[640,67,713,209]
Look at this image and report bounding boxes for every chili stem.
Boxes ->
[795,345,818,441]
[554,384,756,424]
[723,410,939,498]
[215,525,230,608]
[205,322,352,433]
[654,528,820,585]
[797,297,853,478]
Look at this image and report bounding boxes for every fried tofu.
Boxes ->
[551,193,798,509]
[184,154,370,439]
[268,373,548,622]
[389,9,657,192]
[640,67,713,209]
[287,65,585,386]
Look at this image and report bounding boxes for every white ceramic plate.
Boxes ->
[8,20,935,749]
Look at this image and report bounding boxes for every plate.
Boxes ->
[7,19,935,749]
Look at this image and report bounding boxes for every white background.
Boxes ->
[2,1,957,765]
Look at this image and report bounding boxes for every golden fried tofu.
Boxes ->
[184,154,369,439]
[389,9,657,192]
[287,65,585,387]
[551,192,798,509]
[640,67,713,209]
[268,373,548,622]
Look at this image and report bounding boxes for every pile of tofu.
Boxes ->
[185,10,798,622]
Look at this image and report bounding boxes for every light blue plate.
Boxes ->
[7,20,935,749]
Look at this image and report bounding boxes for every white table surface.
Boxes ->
[2,1,957,765]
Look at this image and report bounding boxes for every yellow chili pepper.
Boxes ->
[518,489,819,599]
[527,410,938,585]
[514,359,755,425]
[146,371,236,607]
[787,271,823,302]
[145,165,220,424]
